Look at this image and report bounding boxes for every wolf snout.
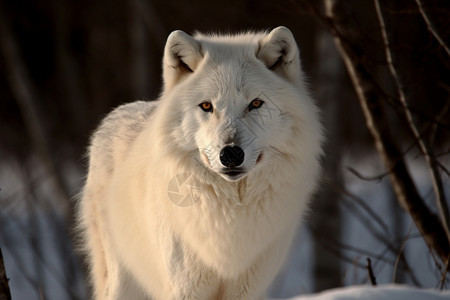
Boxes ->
[219,145,245,168]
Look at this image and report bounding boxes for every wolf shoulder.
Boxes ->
[88,100,158,173]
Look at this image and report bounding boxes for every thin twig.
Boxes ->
[438,254,450,290]
[346,122,442,183]
[392,222,413,283]
[0,248,12,300]
[347,166,389,183]
[315,238,368,269]
[437,161,450,177]
[374,0,450,245]
[429,102,450,149]
[325,180,421,285]
[366,258,378,286]
[329,180,390,235]
[414,0,450,57]
[312,221,421,285]
[313,226,397,265]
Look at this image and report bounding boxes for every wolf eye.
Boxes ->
[199,101,213,113]
[248,98,264,111]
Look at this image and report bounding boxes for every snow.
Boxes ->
[272,285,450,300]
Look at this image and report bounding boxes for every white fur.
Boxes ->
[77,26,324,300]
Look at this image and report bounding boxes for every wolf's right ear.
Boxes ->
[163,30,203,91]
[257,26,302,85]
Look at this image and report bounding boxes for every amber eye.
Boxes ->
[199,101,213,112]
[248,98,264,111]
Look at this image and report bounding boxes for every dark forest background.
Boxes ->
[0,0,449,299]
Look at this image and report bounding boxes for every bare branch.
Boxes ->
[414,0,450,57]
[323,0,450,262]
[374,0,450,244]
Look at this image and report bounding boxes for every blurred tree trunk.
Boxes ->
[129,0,151,98]
[52,0,87,137]
[310,29,345,292]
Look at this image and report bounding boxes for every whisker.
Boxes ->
[264,146,286,158]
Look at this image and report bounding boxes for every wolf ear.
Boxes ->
[163,30,203,91]
[257,26,301,85]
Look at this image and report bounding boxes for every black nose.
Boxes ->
[220,146,245,168]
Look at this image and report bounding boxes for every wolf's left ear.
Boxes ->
[163,30,203,91]
[257,26,301,85]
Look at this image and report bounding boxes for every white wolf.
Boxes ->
[78,26,323,300]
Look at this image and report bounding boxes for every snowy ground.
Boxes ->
[274,285,450,300]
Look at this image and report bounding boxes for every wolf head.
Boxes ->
[159,27,315,182]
